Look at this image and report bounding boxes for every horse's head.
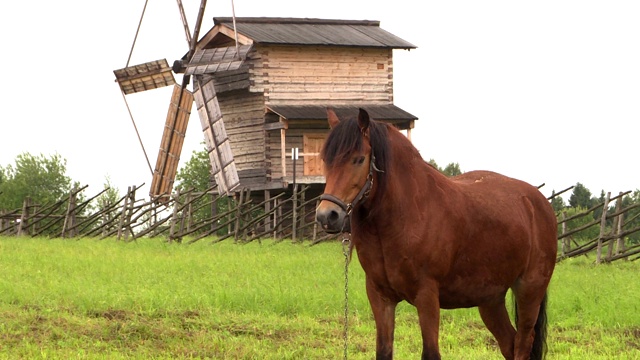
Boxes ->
[316,108,383,234]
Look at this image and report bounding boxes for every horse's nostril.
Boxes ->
[328,210,339,222]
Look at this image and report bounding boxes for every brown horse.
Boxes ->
[316,108,557,360]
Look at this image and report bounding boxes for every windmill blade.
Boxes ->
[176,0,193,45]
[184,45,252,75]
[193,77,240,195]
[113,59,176,95]
[149,84,194,204]
[188,0,208,59]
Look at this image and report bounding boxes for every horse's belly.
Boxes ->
[438,279,510,308]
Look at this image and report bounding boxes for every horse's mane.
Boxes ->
[321,115,390,201]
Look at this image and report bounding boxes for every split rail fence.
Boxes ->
[1,184,640,262]
[0,184,336,245]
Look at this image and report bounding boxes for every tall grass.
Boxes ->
[0,237,638,359]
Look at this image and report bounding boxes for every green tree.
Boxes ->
[175,147,212,193]
[174,146,231,234]
[0,152,77,210]
[442,162,462,177]
[568,182,593,209]
[549,191,565,212]
[427,159,464,177]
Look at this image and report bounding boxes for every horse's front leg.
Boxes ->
[366,279,398,360]
[415,285,441,360]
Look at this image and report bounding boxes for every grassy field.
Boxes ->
[0,237,639,359]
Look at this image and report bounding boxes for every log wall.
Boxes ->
[250,46,394,106]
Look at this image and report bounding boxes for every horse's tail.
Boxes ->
[513,292,548,360]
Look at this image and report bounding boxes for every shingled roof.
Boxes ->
[267,105,417,122]
[210,17,417,49]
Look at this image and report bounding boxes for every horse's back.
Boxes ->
[452,170,556,243]
[447,170,557,287]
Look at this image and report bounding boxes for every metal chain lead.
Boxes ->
[342,235,351,360]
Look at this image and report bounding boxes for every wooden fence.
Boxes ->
[1,184,640,262]
[0,184,336,245]
[555,189,640,263]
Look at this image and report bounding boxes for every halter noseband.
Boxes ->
[319,152,381,231]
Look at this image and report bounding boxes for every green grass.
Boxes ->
[0,237,639,359]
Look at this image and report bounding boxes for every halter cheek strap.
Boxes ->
[319,152,379,217]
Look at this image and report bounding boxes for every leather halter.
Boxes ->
[320,151,379,221]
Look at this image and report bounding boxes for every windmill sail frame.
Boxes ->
[194,77,240,195]
[149,85,194,203]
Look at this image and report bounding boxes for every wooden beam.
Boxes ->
[280,119,286,180]
[264,122,287,131]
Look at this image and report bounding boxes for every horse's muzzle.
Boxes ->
[316,206,350,234]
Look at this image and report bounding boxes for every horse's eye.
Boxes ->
[353,156,365,165]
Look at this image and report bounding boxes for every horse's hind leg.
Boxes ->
[478,298,516,360]
[512,282,548,360]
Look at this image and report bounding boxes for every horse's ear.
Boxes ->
[327,107,340,129]
[357,108,370,134]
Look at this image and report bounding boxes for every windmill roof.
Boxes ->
[210,17,416,49]
[266,105,417,128]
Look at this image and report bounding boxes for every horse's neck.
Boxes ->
[362,131,451,226]
[387,132,451,196]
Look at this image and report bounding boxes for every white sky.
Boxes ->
[1,1,638,202]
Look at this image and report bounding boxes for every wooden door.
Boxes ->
[303,134,326,176]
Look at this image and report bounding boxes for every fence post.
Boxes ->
[596,192,611,264]
[124,186,136,242]
[117,187,131,241]
[292,184,298,243]
[312,199,319,243]
[17,197,31,237]
[234,189,245,241]
[272,196,278,238]
[62,186,78,238]
[169,188,181,243]
[607,192,623,260]
[185,192,193,234]
[615,210,626,259]
[0,210,8,234]
[561,211,569,256]
[264,190,271,233]
[227,196,233,235]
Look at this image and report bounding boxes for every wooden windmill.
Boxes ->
[113,0,243,203]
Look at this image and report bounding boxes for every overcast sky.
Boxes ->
[1,1,638,202]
